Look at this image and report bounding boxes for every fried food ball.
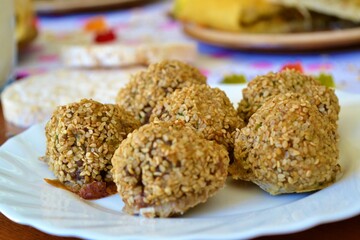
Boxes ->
[44,99,140,199]
[237,69,339,123]
[116,60,206,124]
[111,121,229,218]
[150,84,245,151]
[230,93,340,195]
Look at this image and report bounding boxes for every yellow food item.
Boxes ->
[174,0,360,33]
[15,0,37,46]
[173,0,283,32]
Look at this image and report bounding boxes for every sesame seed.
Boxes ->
[111,121,229,218]
[231,92,340,195]
[44,99,140,196]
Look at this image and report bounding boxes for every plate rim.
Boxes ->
[183,23,360,50]
[34,0,147,13]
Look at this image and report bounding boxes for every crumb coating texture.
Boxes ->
[231,93,340,195]
[45,99,140,192]
[111,122,229,217]
[150,84,245,151]
[237,70,339,123]
[116,60,206,124]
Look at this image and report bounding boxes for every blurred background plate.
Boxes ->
[34,0,151,14]
[183,23,360,51]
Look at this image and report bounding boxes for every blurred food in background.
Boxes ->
[0,67,144,129]
[173,0,360,33]
[15,0,37,47]
[58,15,197,68]
[273,0,360,22]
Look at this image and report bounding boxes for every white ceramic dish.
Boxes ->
[1,85,360,239]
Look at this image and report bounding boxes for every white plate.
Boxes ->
[1,85,360,240]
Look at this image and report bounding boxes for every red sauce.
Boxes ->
[94,29,117,43]
[44,178,117,200]
[280,62,304,73]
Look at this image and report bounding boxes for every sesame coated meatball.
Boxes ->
[111,122,229,218]
[237,70,339,123]
[116,60,206,124]
[230,93,340,195]
[150,84,245,151]
[44,99,140,199]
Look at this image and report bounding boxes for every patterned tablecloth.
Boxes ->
[17,0,360,93]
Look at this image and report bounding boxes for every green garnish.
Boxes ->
[315,73,335,88]
[221,74,247,84]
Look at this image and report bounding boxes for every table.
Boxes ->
[1,0,360,239]
[1,102,360,239]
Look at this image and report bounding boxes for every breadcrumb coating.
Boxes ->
[116,60,206,124]
[231,93,340,195]
[44,99,140,197]
[111,122,229,217]
[150,84,244,151]
[237,69,339,123]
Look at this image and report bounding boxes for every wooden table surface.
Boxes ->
[0,101,359,240]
